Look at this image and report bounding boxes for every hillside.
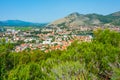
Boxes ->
[0,29,120,80]
[0,20,47,27]
[47,11,120,27]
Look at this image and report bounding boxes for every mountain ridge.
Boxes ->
[0,20,47,27]
[0,11,120,27]
[47,11,120,27]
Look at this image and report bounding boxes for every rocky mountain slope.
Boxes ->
[47,11,120,27]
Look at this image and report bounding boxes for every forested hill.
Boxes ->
[0,29,120,80]
[0,20,47,27]
[48,11,120,27]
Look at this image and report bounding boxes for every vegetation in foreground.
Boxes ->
[0,29,120,80]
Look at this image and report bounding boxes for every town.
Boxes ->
[0,25,120,52]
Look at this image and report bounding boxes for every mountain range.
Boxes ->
[0,11,120,27]
[0,20,47,27]
[47,11,120,27]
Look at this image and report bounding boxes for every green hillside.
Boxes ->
[0,29,120,80]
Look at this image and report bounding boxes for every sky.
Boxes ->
[0,0,120,23]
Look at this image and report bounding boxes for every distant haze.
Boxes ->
[0,0,120,22]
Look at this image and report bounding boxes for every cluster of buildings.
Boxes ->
[0,26,120,52]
